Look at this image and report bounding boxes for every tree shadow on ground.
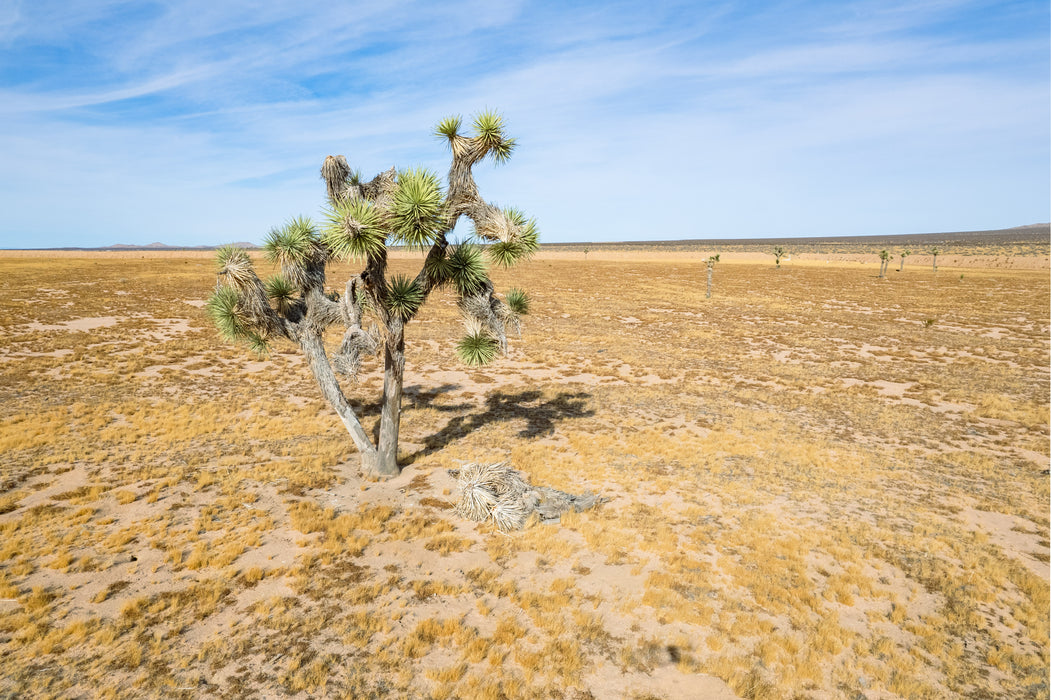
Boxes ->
[400,389,594,464]
[353,384,471,443]
[403,384,474,412]
[353,382,466,416]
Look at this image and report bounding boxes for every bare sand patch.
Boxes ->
[959,508,1050,582]
[24,316,119,332]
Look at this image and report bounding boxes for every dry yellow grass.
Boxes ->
[0,248,1047,699]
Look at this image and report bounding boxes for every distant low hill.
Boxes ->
[9,224,1048,252]
[542,224,1050,250]
[40,241,261,252]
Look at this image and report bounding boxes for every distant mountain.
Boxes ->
[541,224,1050,249]
[97,242,260,251]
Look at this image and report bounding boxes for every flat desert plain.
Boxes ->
[0,242,1048,699]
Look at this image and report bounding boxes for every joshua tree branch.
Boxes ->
[299,330,375,455]
[361,251,390,326]
[415,234,450,299]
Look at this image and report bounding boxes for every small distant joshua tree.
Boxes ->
[898,250,911,272]
[773,246,786,268]
[705,254,720,299]
[929,246,940,272]
[878,249,891,279]
[583,246,590,260]
[207,111,538,478]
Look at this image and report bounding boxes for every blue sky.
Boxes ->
[0,0,1047,247]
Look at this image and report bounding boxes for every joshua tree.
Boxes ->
[898,250,911,272]
[207,111,537,478]
[582,246,590,260]
[929,246,940,272]
[705,254,720,299]
[878,249,891,279]
[773,246,786,268]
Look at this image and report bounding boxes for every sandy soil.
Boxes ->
[0,250,1047,699]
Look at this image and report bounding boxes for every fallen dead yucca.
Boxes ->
[456,462,527,528]
[490,496,531,532]
[455,462,601,532]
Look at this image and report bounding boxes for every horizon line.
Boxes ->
[3,223,1047,252]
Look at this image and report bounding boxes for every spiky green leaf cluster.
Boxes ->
[504,206,539,250]
[482,208,539,267]
[385,274,423,321]
[445,243,488,296]
[424,249,453,286]
[265,275,297,315]
[472,110,516,163]
[486,241,523,267]
[473,110,504,143]
[390,168,445,249]
[207,287,269,355]
[263,217,316,268]
[207,287,245,341]
[493,141,516,163]
[215,246,256,287]
[456,331,498,366]
[215,245,250,272]
[505,288,529,316]
[246,334,270,356]
[322,198,386,260]
[435,115,462,140]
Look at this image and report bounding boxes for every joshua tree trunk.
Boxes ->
[373,325,406,477]
[932,256,937,272]
[703,255,719,298]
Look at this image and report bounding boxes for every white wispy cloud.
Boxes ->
[0,0,1046,247]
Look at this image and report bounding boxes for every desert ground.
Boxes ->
[0,239,1048,699]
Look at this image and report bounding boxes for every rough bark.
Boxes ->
[374,321,405,477]
[299,331,378,466]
